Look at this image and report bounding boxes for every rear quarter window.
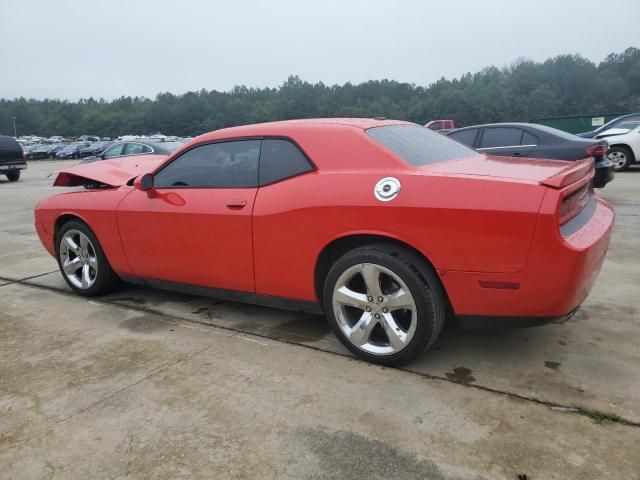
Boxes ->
[366,124,477,166]
[522,131,539,145]
[259,139,314,185]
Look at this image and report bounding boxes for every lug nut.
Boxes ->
[382,307,388,313]
[374,313,381,319]
[378,296,384,302]
[365,306,371,312]
[367,296,373,302]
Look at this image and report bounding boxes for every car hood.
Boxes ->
[53,155,167,187]
[422,154,593,188]
[594,128,632,138]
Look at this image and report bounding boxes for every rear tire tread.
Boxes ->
[323,243,446,366]
[609,146,633,172]
[6,171,20,182]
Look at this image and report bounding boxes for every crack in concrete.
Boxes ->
[53,341,226,425]
[2,273,639,429]
[0,271,60,288]
[1,331,232,452]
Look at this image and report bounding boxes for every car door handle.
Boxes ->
[513,152,522,157]
[227,199,247,208]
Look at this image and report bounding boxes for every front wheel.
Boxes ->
[323,244,446,366]
[6,171,20,182]
[607,146,633,172]
[56,220,120,296]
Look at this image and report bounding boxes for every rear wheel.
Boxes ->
[6,171,20,182]
[323,244,446,366]
[607,146,633,172]
[56,220,119,296]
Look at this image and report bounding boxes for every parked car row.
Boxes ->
[446,123,614,188]
[20,135,190,161]
[80,139,185,163]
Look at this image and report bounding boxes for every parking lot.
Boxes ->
[1,160,639,478]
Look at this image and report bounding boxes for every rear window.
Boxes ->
[366,124,476,166]
[0,136,22,153]
[259,139,314,185]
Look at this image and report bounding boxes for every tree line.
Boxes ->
[1,47,638,138]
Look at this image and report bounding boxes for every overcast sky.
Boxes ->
[1,0,638,100]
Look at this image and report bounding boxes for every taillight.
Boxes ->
[585,145,606,157]
[558,183,590,225]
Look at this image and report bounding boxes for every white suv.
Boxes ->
[595,119,640,171]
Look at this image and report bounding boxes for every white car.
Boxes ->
[595,119,640,171]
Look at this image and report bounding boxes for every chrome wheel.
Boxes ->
[332,263,418,356]
[608,150,627,170]
[59,229,98,289]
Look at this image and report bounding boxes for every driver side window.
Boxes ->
[154,140,260,188]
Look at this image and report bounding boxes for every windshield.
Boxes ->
[366,124,477,166]
[595,114,640,133]
[606,120,640,131]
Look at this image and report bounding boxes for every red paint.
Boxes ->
[53,155,168,187]
[35,119,614,321]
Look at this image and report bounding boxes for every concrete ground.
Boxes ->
[1,161,639,479]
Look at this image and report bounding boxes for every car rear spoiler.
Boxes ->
[539,158,594,189]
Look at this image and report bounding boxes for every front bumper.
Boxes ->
[35,217,56,257]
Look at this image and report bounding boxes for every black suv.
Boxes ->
[0,136,27,182]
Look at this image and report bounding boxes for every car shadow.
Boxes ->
[103,283,559,370]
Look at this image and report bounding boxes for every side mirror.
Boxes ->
[134,173,154,191]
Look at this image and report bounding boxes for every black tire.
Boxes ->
[608,146,633,172]
[323,244,446,366]
[55,220,120,296]
[6,171,20,182]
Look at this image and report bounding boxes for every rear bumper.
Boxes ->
[594,163,614,188]
[441,196,614,325]
[0,162,27,172]
[457,308,579,330]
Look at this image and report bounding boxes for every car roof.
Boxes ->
[450,122,539,131]
[196,118,410,142]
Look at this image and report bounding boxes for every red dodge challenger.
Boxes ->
[35,119,614,365]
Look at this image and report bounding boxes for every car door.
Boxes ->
[116,139,261,292]
[477,127,532,157]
